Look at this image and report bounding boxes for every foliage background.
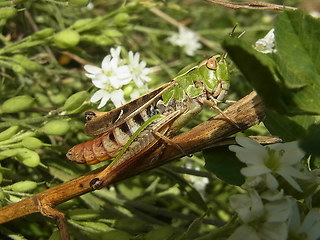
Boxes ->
[0,0,319,239]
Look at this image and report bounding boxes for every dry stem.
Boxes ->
[206,0,297,11]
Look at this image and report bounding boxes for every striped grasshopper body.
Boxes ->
[67,55,230,166]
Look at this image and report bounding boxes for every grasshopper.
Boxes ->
[67,54,233,189]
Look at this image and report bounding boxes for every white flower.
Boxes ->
[86,2,94,9]
[84,47,131,108]
[288,200,320,240]
[255,28,276,54]
[110,46,121,62]
[310,11,320,19]
[84,46,152,108]
[84,52,131,89]
[130,91,140,100]
[90,89,125,108]
[229,189,290,240]
[229,136,308,192]
[168,26,202,56]
[229,189,264,223]
[128,51,151,87]
[228,222,288,240]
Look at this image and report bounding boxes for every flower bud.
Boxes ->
[12,64,26,74]
[103,29,123,37]
[64,91,88,111]
[50,92,67,105]
[22,137,43,150]
[71,18,92,29]
[12,55,44,72]
[32,28,54,39]
[1,96,34,113]
[16,148,40,167]
[80,34,96,43]
[0,126,19,141]
[0,7,17,19]
[0,149,21,160]
[10,181,37,192]
[34,93,53,108]
[54,29,80,49]
[68,0,89,8]
[113,13,130,27]
[43,120,70,135]
[95,36,113,46]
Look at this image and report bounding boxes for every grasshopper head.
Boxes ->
[205,54,227,70]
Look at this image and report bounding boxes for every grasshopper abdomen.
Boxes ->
[66,96,173,164]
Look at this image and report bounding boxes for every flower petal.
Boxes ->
[90,89,108,103]
[265,173,279,190]
[228,225,259,240]
[110,46,121,60]
[84,65,102,74]
[279,174,303,192]
[97,95,109,109]
[241,165,271,177]
[110,89,125,108]
[101,55,112,70]
[259,222,287,240]
[235,136,266,152]
[264,199,290,222]
[272,141,305,165]
[260,189,284,201]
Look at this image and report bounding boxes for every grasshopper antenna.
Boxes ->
[229,23,246,38]
[230,24,238,36]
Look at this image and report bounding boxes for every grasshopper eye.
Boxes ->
[206,57,217,70]
[85,111,96,121]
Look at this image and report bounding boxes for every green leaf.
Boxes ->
[178,214,205,240]
[263,109,317,141]
[68,208,100,220]
[223,9,320,116]
[222,37,299,115]
[203,146,245,186]
[97,230,132,240]
[274,9,320,114]
[68,220,112,233]
[145,226,175,240]
[299,123,320,157]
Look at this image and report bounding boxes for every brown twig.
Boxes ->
[0,91,266,239]
[206,0,297,11]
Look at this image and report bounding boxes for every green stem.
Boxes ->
[0,142,23,149]
[0,108,65,128]
[44,0,68,6]
[132,25,172,35]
